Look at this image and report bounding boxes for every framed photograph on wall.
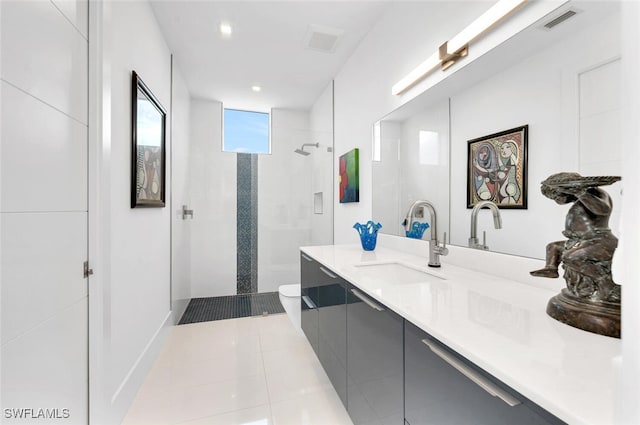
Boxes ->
[467,125,528,209]
[339,148,359,203]
[131,71,167,208]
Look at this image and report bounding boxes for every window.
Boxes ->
[223,108,270,154]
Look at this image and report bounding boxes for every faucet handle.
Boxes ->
[437,232,449,256]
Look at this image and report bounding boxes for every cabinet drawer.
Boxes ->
[300,252,319,355]
[404,321,565,425]
[347,284,404,424]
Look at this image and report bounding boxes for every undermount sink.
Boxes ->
[354,262,445,284]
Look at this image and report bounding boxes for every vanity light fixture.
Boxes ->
[251,85,262,92]
[392,0,528,95]
[391,52,441,97]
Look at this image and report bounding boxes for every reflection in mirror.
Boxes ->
[373,1,621,259]
[373,99,449,240]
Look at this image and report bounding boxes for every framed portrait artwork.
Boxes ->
[131,71,167,208]
[467,125,528,209]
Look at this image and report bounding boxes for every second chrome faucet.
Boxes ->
[468,200,502,250]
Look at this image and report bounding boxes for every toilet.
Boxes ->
[278,284,302,333]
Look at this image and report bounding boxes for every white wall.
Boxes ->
[619,2,640,423]
[171,62,192,320]
[448,12,621,258]
[189,99,237,298]
[310,82,334,246]
[333,1,569,245]
[1,0,88,421]
[258,109,312,293]
[91,1,177,423]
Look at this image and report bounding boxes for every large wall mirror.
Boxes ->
[373,1,622,259]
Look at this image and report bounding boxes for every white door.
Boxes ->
[1,1,89,423]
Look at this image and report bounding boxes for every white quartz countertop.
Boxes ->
[300,244,621,425]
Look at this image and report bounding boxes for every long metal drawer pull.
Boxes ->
[302,295,317,309]
[421,339,522,407]
[319,266,338,279]
[351,289,385,312]
[301,253,313,262]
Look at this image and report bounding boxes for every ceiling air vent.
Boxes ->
[303,24,343,53]
[543,9,578,30]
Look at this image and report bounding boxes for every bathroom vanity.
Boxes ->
[300,244,621,425]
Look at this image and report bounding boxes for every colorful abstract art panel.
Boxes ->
[339,148,359,203]
[467,125,528,209]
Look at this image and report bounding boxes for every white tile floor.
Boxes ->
[122,313,353,425]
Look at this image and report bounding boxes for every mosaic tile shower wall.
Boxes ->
[237,153,259,294]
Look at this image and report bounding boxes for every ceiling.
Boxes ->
[150,1,390,112]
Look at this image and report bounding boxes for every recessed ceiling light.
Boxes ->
[220,23,232,37]
[251,85,261,92]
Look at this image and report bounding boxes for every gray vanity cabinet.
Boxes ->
[404,321,565,425]
[300,252,320,355]
[347,283,404,424]
[317,265,348,407]
[300,252,348,407]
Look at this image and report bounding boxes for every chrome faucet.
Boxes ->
[468,200,502,250]
[404,200,448,267]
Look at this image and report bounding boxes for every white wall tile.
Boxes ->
[1,211,87,344]
[2,299,88,424]
[1,82,87,213]
[0,0,88,124]
[51,0,88,39]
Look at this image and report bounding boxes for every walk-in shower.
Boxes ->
[294,142,319,156]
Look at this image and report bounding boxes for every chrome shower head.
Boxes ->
[294,142,319,156]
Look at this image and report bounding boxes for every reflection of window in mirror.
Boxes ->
[372,121,381,162]
[137,94,162,147]
[419,130,439,165]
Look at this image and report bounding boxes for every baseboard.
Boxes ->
[107,311,172,425]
